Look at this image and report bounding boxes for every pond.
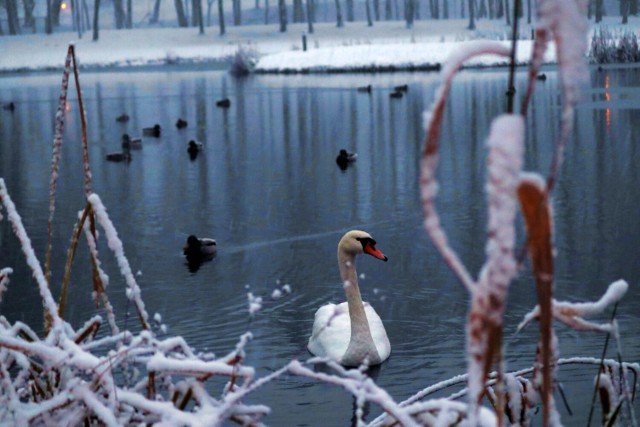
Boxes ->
[0,65,639,425]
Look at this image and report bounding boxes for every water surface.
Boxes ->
[0,65,639,425]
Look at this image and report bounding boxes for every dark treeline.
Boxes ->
[0,0,635,38]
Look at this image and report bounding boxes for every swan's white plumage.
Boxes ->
[308,302,390,363]
[307,230,390,366]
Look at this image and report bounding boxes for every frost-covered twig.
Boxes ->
[289,359,421,427]
[0,268,12,303]
[88,193,150,330]
[0,179,61,329]
[518,280,628,333]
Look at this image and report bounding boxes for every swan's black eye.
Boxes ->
[355,237,375,250]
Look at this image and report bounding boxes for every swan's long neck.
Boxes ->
[338,250,380,365]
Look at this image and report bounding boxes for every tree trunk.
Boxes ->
[46,0,53,33]
[335,0,344,26]
[293,0,305,22]
[196,0,205,32]
[373,0,380,19]
[82,0,92,30]
[365,0,373,25]
[346,0,355,21]
[52,0,63,26]
[405,0,414,28]
[385,0,392,19]
[151,0,162,23]
[527,0,531,23]
[113,0,125,28]
[207,0,214,25]
[622,0,630,23]
[93,0,100,40]
[127,0,133,27]
[218,0,226,34]
[265,0,270,23]
[443,0,449,18]
[595,0,603,22]
[478,0,487,17]
[175,0,189,26]
[504,0,511,25]
[233,0,242,24]
[631,0,638,15]
[23,0,36,28]
[468,0,476,29]
[306,0,315,32]
[278,0,288,31]
[5,0,21,35]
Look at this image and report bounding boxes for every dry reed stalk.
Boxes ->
[517,174,555,425]
[43,45,74,332]
[58,202,93,319]
[420,41,511,294]
[69,44,92,198]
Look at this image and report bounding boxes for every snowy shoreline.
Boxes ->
[0,18,636,74]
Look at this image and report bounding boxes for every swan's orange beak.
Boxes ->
[364,242,388,262]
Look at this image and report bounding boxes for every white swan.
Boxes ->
[308,230,390,367]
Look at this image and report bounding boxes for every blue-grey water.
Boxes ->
[0,65,638,425]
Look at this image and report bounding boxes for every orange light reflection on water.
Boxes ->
[605,75,611,129]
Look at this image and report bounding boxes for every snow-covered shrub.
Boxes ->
[229,44,258,76]
[590,28,640,64]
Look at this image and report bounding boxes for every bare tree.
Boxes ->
[622,0,630,23]
[127,0,132,28]
[151,0,162,23]
[23,0,36,29]
[429,0,439,18]
[336,0,344,26]
[93,0,100,40]
[265,0,270,23]
[293,0,305,21]
[113,0,126,28]
[404,0,414,28]
[373,0,379,20]
[218,0,226,34]
[468,0,476,29]
[194,0,204,32]
[346,0,354,20]
[595,0,603,22]
[385,0,392,18]
[365,0,373,25]
[306,0,314,32]
[82,0,92,30]
[478,0,487,17]
[206,0,214,24]
[51,0,64,26]
[631,0,638,15]
[5,0,21,34]
[504,0,511,25]
[46,0,53,33]
[233,0,242,24]
[278,0,287,31]
[175,0,189,26]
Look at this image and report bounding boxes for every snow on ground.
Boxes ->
[0,17,637,73]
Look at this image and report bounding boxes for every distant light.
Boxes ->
[60,2,68,10]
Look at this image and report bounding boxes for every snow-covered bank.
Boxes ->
[0,17,637,74]
[253,40,557,73]
[0,19,534,73]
